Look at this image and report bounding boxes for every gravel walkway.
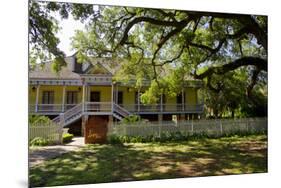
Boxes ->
[29,137,84,167]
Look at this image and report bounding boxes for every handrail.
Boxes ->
[113,103,131,117]
[64,103,83,121]
[52,116,60,124]
[52,103,82,125]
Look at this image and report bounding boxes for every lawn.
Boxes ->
[29,134,267,187]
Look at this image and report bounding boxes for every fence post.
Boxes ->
[159,121,162,138]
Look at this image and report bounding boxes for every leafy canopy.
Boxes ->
[29,2,267,115]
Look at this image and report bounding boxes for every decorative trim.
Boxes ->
[29,78,203,87]
[29,79,82,86]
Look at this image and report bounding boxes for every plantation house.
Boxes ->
[29,54,204,143]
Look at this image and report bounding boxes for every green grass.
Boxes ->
[29,134,267,187]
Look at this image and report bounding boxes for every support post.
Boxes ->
[158,114,163,124]
[180,114,185,121]
[158,114,163,137]
[35,85,40,112]
[116,84,118,104]
[111,83,114,113]
[137,88,140,112]
[62,85,66,112]
[160,94,163,112]
[182,89,185,111]
[191,118,194,135]
[82,84,86,112]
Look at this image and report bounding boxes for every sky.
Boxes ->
[56,14,85,56]
[55,4,99,57]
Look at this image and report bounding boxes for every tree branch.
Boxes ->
[152,19,190,61]
[188,38,226,55]
[155,44,186,66]
[156,9,177,22]
[119,16,188,45]
[195,56,267,79]
[206,76,221,93]
[238,16,268,51]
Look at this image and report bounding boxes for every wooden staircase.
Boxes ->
[112,103,131,120]
[52,102,130,127]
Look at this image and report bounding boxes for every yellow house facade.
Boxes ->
[29,54,204,138]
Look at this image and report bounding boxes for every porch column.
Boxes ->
[85,85,91,102]
[35,85,40,112]
[182,89,185,111]
[158,114,163,124]
[115,84,118,104]
[62,85,66,112]
[111,83,114,112]
[160,94,163,112]
[137,88,140,112]
[82,84,86,112]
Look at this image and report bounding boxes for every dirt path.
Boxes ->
[29,137,84,167]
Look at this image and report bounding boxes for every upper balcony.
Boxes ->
[29,102,204,115]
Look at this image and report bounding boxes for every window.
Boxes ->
[176,94,183,104]
[117,91,123,105]
[176,92,185,110]
[90,91,100,102]
[66,91,78,104]
[42,91,54,104]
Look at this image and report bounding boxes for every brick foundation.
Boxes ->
[85,115,109,144]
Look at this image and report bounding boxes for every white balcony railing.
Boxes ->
[122,104,204,113]
[29,103,204,114]
[29,104,79,113]
[84,102,112,112]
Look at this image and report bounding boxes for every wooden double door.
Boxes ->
[90,91,101,111]
[85,116,108,144]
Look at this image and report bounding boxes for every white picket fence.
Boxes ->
[109,118,267,137]
[29,122,63,144]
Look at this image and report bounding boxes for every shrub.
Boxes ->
[121,115,141,124]
[29,115,52,125]
[108,134,123,144]
[30,137,50,146]
[107,131,266,144]
[63,133,74,143]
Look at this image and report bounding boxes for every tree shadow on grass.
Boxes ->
[29,144,154,187]
[29,147,77,167]
[29,138,267,187]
